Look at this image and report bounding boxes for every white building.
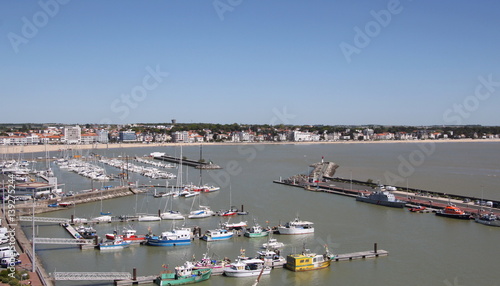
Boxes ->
[63,126,81,144]
[97,130,109,143]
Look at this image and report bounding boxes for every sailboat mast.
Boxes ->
[199,144,202,186]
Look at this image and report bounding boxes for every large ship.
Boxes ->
[355,187,406,208]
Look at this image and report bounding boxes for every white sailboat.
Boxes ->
[137,188,161,221]
[160,146,185,220]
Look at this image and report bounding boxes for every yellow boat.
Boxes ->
[285,245,334,272]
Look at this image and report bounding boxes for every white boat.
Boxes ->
[160,210,185,220]
[224,259,271,277]
[188,206,215,219]
[256,249,286,268]
[201,229,233,242]
[93,215,112,222]
[138,214,162,222]
[222,220,247,230]
[184,191,199,198]
[277,217,314,235]
[261,238,285,249]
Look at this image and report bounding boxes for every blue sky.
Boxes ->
[1,0,500,126]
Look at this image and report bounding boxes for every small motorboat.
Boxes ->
[409,206,427,212]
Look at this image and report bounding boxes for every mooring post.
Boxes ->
[71,214,74,224]
[374,243,378,253]
[133,268,137,281]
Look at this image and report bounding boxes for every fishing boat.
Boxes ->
[261,238,285,249]
[285,245,334,272]
[356,187,406,208]
[146,227,192,246]
[224,258,271,278]
[475,212,500,227]
[244,223,270,238]
[192,253,231,275]
[435,205,472,220]
[97,237,131,250]
[76,225,97,239]
[277,217,314,235]
[201,229,233,242]
[105,228,146,242]
[256,249,286,268]
[154,261,212,286]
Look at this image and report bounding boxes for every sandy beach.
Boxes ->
[1,138,499,155]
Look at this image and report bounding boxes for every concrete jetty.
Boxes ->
[153,154,221,169]
[275,161,500,216]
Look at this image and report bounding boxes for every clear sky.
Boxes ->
[1,0,500,126]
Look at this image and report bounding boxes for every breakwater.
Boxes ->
[153,155,221,169]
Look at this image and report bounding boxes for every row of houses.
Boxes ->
[1,126,500,145]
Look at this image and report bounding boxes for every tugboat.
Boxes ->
[435,205,471,220]
[356,186,406,208]
[285,245,335,272]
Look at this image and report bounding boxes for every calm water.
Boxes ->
[20,142,500,286]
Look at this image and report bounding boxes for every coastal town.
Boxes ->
[1,123,500,146]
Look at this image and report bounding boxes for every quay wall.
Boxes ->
[330,177,500,208]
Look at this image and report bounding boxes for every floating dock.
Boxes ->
[334,251,388,261]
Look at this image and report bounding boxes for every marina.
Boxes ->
[2,142,500,286]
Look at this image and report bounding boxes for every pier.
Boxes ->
[52,269,157,285]
[274,160,500,216]
[153,154,221,169]
[333,243,388,262]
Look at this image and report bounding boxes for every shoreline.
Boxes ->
[1,138,500,155]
